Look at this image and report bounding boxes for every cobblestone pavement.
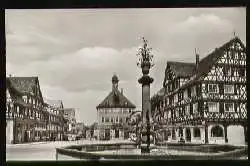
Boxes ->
[6,139,131,161]
[6,140,248,161]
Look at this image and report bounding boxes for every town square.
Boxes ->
[5,8,247,160]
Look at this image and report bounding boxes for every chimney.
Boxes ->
[195,48,199,70]
[121,88,123,95]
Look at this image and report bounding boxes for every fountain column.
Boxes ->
[136,37,155,153]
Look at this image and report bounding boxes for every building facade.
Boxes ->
[6,76,67,144]
[44,99,64,141]
[63,108,77,135]
[6,77,46,143]
[96,75,136,140]
[152,37,247,145]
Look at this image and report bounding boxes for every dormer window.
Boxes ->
[22,96,27,103]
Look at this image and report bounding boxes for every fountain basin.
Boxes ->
[56,142,248,160]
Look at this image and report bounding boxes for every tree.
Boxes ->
[128,111,142,142]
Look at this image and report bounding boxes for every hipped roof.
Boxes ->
[97,89,136,109]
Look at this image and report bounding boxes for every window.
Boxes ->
[102,117,104,123]
[193,103,198,114]
[119,118,123,123]
[208,102,219,112]
[176,110,179,118]
[22,96,27,103]
[179,128,183,137]
[224,85,234,94]
[174,94,178,103]
[208,84,218,93]
[17,106,19,115]
[116,116,119,122]
[191,86,196,97]
[111,117,114,123]
[193,128,201,137]
[185,105,190,115]
[224,103,234,112]
[184,90,188,99]
[239,68,245,77]
[211,126,223,137]
[105,117,109,123]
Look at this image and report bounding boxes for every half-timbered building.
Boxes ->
[6,76,45,143]
[6,76,67,144]
[152,37,247,145]
[44,98,64,141]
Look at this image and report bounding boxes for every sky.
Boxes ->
[6,8,246,125]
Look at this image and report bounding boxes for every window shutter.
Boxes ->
[234,102,237,112]
[205,84,208,93]
[219,102,224,113]
[234,84,237,95]
[190,103,193,115]
[219,84,223,94]
[188,88,191,97]
[196,85,199,96]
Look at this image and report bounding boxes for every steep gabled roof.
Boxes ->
[44,98,63,109]
[167,61,196,78]
[179,36,246,89]
[195,36,245,81]
[156,87,165,96]
[97,89,136,109]
[7,77,37,93]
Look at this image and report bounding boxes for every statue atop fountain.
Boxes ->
[137,37,155,153]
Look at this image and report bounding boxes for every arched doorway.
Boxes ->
[115,129,119,138]
[185,128,191,142]
[193,127,201,138]
[172,129,176,140]
[24,131,28,142]
[164,130,168,141]
[179,127,183,137]
[124,129,129,139]
[105,129,110,140]
[211,125,223,137]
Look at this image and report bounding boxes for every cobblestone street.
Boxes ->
[6,140,131,161]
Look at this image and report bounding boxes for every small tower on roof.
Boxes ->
[112,74,119,91]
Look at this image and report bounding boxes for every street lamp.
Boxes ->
[136,37,155,153]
